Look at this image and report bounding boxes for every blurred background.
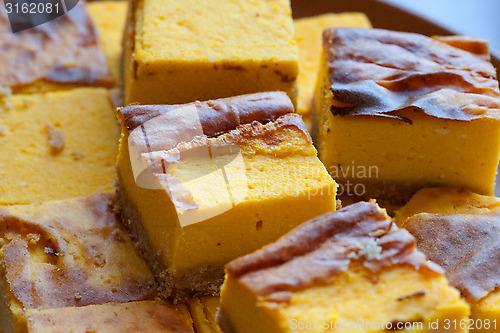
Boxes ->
[381,0,500,51]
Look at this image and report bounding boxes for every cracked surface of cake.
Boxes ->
[0,193,157,333]
[395,187,500,333]
[313,28,500,206]
[218,201,469,333]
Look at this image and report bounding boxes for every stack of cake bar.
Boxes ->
[1,0,499,332]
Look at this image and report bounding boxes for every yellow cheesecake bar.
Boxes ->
[0,88,119,205]
[313,28,500,206]
[218,201,469,333]
[116,92,337,299]
[123,0,298,105]
[0,193,157,333]
[187,297,221,333]
[88,1,129,87]
[0,3,113,94]
[294,13,372,116]
[395,188,500,333]
[25,300,194,333]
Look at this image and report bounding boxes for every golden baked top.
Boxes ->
[225,201,442,303]
[323,28,500,121]
[405,212,500,302]
[119,91,294,136]
[0,193,157,310]
[0,3,112,92]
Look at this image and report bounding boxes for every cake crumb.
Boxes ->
[74,292,82,300]
[69,149,85,160]
[358,238,382,260]
[46,125,65,154]
[370,229,388,237]
[27,233,40,244]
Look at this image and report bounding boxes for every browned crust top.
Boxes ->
[118,91,295,136]
[0,2,113,89]
[405,213,500,302]
[0,193,157,310]
[226,201,442,302]
[323,28,500,121]
[26,301,194,333]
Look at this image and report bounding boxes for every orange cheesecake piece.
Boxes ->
[396,188,500,333]
[116,92,336,300]
[313,28,500,206]
[218,201,469,333]
[0,193,157,332]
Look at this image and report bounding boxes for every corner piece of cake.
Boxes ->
[123,0,298,105]
[116,91,337,300]
[313,27,500,206]
[25,300,194,333]
[218,201,469,333]
[395,187,500,333]
[0,193,157,333]
[0,2,113,93]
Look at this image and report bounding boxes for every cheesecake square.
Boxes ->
[395,187,500,333]
[0,193,157,333]
[25,300,194,333]
[313,28,500,206]
[294,13,372,116]
[218,201,469,333]
[88,0,129,87]
[0,88,120,205]
[123,0,298,105]
[116,92,337,300]
[0,2,113,93]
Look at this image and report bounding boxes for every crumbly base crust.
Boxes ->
[115,176,224,301]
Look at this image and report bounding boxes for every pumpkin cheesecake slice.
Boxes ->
[0,88,120,205]
[395,188,500,333]
[116,92,337,300]
[0,2,113,93]
[123,0,298,105]
[313,28,500,206]
[0,193,157,333]
[88,0,129,87]
[218,201,469,333]
[294,13,372,116]
[25,300,194,333]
